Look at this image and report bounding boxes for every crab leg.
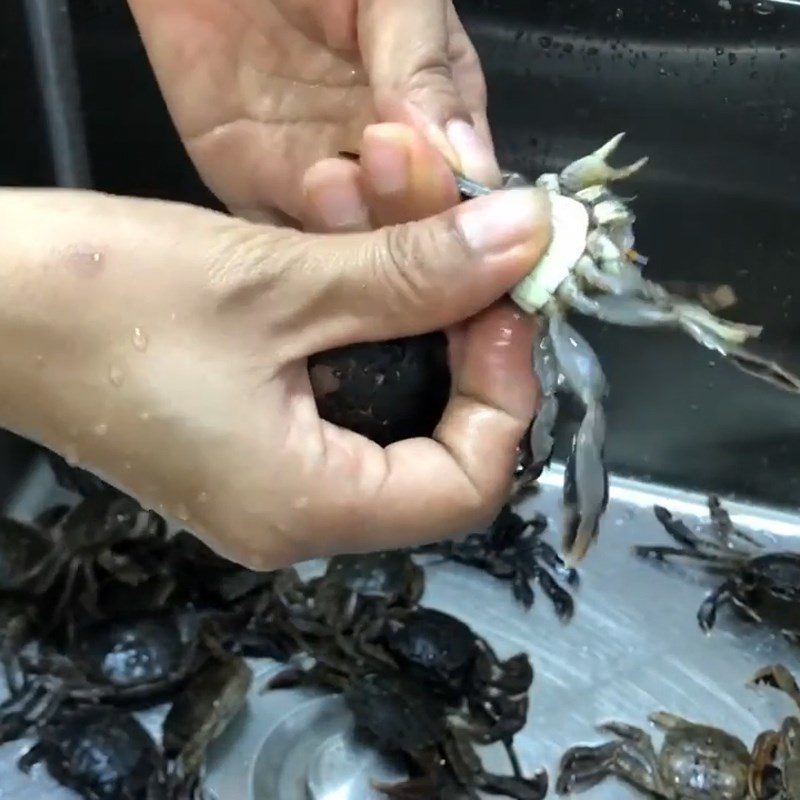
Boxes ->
[529,322,560,470]
[556,281,800,393]
[697,578,736,631]
[559,132,649,193]
[749,664,800,711]
[547,311,608,564]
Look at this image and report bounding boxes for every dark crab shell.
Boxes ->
[722,552,800,633]
[309,333,450,447]
[19,707,164,800]
[384,608,478,688]
[344,672,447,753]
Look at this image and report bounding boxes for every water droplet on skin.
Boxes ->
[35,355,45,369]
[293,496,309,510]
[175,504,190,522]
[109,366,125,387]
[197,492,209,504]
[93,422,108,436]
[123,461,132,471]
[139,411,151,422]
[132,327,148,351]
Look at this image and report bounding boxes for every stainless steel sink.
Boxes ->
[3,462,800,799]
[2,2,799,799]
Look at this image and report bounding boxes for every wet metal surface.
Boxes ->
[3,463,799,798]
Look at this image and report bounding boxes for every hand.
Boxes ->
[127,0,500,224]
[0,128,549,569]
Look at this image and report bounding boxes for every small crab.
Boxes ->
[162,653,253,796]
[17,705,167,800]
[556,711,780,799]
[316,551,425,616]
[413,504,579,619]
[303,671,547,800]
[270,553,424,664]
[0,611,224,745]
[383,607,533,745]
[749,664,800,799]
[634,496,800,642]
[455,133,800,565]
[21,493,166,624]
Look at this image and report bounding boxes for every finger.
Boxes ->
[275,185,551,357]
[358,0,499,185]
[306,301,538,554]
[301,158,371,233]
[358,123,459,226]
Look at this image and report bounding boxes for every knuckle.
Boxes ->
[205,226,299,312]
[376,224,435,314]
[373,219,470,315]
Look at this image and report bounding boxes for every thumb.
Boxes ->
[277,187,552,358]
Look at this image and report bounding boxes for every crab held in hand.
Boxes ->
[457,133,800,566]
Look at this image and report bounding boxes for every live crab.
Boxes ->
[555,663,800,799]
[340,137,800,566]
[454,134,800,565]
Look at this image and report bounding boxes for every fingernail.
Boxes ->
[311,178,369,231]
[458,188,551,257]
[363,127,409,196]
[446,119,500,185]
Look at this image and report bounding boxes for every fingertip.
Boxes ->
[360,122,460,223]
[301,157,370,232]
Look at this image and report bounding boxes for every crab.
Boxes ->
[162,653,253,797]
[556,711,782,799]
[269,553,425,666]
[413,504,578,619]
[749,664,800,799]
[19,493,167,625]
[0,610,226,745]
[383,607,533,745]
[633,496,800,642]
[293,670,548,800]
[267,598,534,756]
[17,705,168,800]
[454,133,800,565]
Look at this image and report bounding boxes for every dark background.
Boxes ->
[3,0,799,508]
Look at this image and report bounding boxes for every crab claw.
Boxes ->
[559,132,649,193]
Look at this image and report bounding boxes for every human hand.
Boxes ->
[127,0,500,224]
[0,128,548,568]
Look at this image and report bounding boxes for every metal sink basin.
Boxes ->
[2,2,799,799]
[2,462,799,800]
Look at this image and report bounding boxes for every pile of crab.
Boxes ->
[0,457,582,800]
[0,480,267,799]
